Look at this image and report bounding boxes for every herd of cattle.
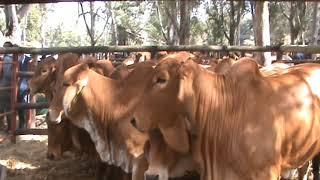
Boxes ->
[26,51,320,180]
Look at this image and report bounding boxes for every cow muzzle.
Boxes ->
[144,174,159,180]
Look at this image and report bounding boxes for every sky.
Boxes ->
[47,2,87,35]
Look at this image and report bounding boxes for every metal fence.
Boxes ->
[2,44,320,143]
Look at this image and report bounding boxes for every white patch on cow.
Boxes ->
[77,77,89,87]
[62,87,78,118]
[306,69,320,97]
[80,112,132,173]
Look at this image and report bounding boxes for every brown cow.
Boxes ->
[29,56,56,100]
[48,61,154,180]
[29,53,83,159]
[132,57,320,180]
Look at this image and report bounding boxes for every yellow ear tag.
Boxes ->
[68,77,89,113]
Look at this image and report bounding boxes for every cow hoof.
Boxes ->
[145,174,159,180]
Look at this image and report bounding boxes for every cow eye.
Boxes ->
[63,82,70,87]
[156,77,166,84]
[41,69,48,74]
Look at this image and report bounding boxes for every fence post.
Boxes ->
[10,54,18,143]
[27,54,37,128]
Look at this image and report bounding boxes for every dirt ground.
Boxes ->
[0,114,97,180]
[0,133,97,180]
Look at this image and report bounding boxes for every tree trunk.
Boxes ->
[40,4,47,47]
[179,0,191,45]
[156,1,168,43]
[90,2,95,46]
[4,5,21,44]
[311,2,320,45]
[107,2,118,45]
[254,1,271,66]
[80,2,96,46]
[17,5,32,18]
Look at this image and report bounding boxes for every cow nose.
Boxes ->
[145,174,159,180]
[130,118,137,128]
[47,153,55,160]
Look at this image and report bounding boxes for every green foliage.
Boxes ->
[25,5,41,43]
[46,23,82,47]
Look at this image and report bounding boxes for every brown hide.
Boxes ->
[133,57,320,180]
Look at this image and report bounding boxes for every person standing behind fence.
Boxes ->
[14,44,31,129]
[0,41,13,132]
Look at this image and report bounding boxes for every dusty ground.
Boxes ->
[0,133,97,180]
[0,114,97,180]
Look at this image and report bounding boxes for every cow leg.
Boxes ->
[313,153,320,180]
[132,156,148,180]
[95,161,108,180]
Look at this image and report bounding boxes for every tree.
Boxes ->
[79,2,110,46]
[4,4,32,44]
[253,1,271,66]
[311,2,320,45]
[206,0,246,45]
[280,2,307,44]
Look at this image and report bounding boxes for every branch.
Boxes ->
[94,16,110,43]
[164,5,179,35]
[17,4,32,18]
[79,2,94,45]
[279,3,291,20]
[156,1,168,42]
[78,12,90,17]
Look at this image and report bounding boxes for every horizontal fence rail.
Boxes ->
[16,102,49,110]
[1,45,320,55]
[15,129,47,135]
[18,71,34,78]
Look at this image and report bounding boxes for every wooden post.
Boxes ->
[0,164,6,180]
[10,54,18,143]
[27,54,37,128]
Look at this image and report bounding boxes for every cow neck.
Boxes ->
[45,91,53,102]
[192,70,246,177]
[112,66,154,120]
[83,70,121,125]
[79,71,137,173]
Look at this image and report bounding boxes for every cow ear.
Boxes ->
[159,117,190,154]
[51,65,57,81]
[227,58,261,80]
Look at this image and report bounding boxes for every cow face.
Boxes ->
[49,63,90,127]
[133,58,195,154]
[29,56,56,95]
[144,129,198,180]
[46,113,74,160]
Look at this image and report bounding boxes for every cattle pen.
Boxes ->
[1,44,320,144]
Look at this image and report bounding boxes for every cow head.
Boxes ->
[133,58,195,155]
[45,113,74,160]
[29,56,56,96]
[49,63,90,127]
